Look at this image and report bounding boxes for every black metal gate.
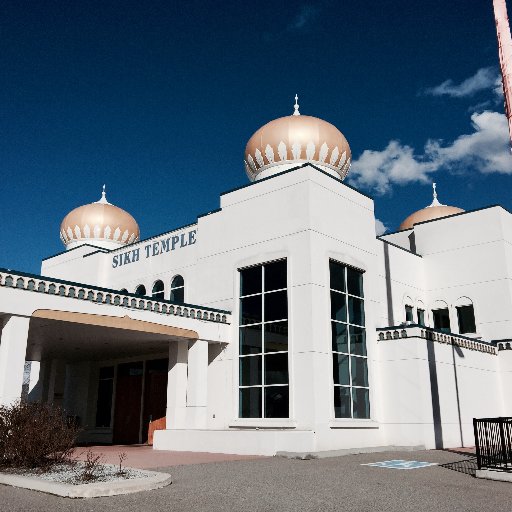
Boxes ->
[473,417,512,470]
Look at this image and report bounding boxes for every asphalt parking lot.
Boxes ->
[1,450,512,512]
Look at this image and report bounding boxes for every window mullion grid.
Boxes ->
[261,265,265,418]
[239,260,289,419]
[331,263,369,419]
[344,266,354,419]
[240,288,286,299]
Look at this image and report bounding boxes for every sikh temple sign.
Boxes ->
[112,228,197,268]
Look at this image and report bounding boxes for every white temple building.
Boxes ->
[1,99,511,455]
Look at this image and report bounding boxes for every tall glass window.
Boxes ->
[417,308,425,326]
[405,305,414,322]
[239,259,288,419]
[329,260,370,419]
[170,275,184,303]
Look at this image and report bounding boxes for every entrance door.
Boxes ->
[113,362,143,444]
[142,358,169,443]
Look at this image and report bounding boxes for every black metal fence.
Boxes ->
[473,417,512,470]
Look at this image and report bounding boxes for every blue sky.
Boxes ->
[2,0,512,273]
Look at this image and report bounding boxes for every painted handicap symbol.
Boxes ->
[361,459,437,470]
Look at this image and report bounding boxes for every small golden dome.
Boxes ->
[244,96,351,181]
[60,187,140,250]
[399,184,464,231]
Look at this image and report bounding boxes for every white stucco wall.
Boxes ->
[5,165,512,455]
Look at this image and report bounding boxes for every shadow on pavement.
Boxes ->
[439,456,477,477]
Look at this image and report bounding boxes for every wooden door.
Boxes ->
[142,358,168,444]
[113,362,143,444]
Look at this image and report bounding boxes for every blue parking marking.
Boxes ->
[361,459,437,470]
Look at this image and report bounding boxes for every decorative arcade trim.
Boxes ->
[376,325,496,355]
[0,269,230,325]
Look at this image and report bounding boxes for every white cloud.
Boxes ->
[263,4,319,42]
[349,140,433,194]
[349,111,512,195]
[427,111,512,174]
[423,67,500,98]
[288,5,319,31]
[375,219,388,236]
[467,100,493,113]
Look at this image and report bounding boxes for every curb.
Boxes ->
[0,469,172,498]
[276,445,427,460]
[475,468,512,483]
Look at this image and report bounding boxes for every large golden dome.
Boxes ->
[399,184,464,231]
[244,97,351,181]
[60,187,140,250]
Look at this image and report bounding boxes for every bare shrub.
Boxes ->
[117,452,127,475]
[0,400,79,471]
[76,449,104,482]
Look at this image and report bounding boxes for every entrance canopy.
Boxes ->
[27,310,199,361]
[0,267,231,407]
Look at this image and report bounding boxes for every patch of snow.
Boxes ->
[3,462,150,485]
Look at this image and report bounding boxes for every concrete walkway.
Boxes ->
[72,445,265,469]
[445,446,476,454]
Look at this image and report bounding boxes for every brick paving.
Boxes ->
[72,444,265,469]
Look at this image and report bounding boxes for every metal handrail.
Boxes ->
[474,417,512,470]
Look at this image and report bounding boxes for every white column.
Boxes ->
[27,360,45,402]
[166,340,188,429]
[0,316,30,406]
[38,360,52,403]
[28,361,40,394]
[186,339,208,427]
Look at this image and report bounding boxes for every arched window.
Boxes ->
[135,284,146,297]
[416,300,426,326]
[455,297,476,334]
[403,295,414,323]
[432,300,450,333]
[152,280,164,299]
[170,275,184,303]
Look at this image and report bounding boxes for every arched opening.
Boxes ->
[135,284,146,297]
[432,300,450,333]
[455,297,476,334]
[152,280,164,299]
[170,275,184,303]
[403,295,414,323]
[119,288,128,294]
[416,300,426,326]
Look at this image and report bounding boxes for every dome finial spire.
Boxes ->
[96,184,110,205]
[428,182,444,208]
[293,94,300,116]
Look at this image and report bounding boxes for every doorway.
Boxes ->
[113,361,143,444]
[142,358,169,443]
[112,358,168,444]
